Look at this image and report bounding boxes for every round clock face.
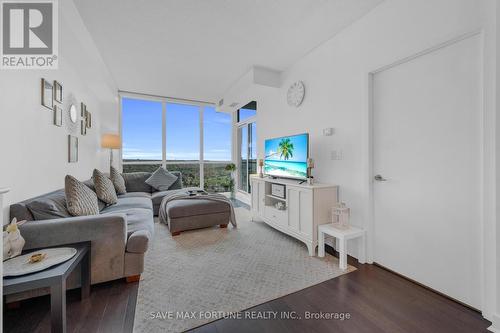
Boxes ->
[287,81,305,107]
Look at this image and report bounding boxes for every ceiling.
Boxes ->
[74,0,383,103]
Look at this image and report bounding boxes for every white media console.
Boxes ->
[250,175,338,256]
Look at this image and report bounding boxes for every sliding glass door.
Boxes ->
[239,125,248,192]
[237,121,256,194]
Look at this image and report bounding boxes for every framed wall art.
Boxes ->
[85,110,92,129]
[81,120,87,135]
[41,78,53,110]
[54,80,63,103]
[53,105,62,127]
[68,135,78,163]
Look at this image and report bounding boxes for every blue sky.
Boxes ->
[264,133,308,162]
[122,98,231,161]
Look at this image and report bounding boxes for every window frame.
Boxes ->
[119,92,232,190]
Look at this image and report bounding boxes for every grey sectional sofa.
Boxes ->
[8,171,182,301]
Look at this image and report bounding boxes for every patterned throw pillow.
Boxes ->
[145,167,178,191]
[93,169,118,205]
[110,166,127,195]
[65,175,99,216]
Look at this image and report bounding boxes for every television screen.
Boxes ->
[264,133,309,180]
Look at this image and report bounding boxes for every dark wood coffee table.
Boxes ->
[3,242,91,333]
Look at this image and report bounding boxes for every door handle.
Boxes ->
[374,174,387,182]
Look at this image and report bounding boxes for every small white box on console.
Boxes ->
[271,183,286,198]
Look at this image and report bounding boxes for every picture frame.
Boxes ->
[80,102,86,117]
[68,135,78,163]
[53,80,63,103]
[41,78,53,110]
[53,105,62,127]
[85,110,92,129]
[81,120,87,135]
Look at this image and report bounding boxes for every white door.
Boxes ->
[372,34,481,308]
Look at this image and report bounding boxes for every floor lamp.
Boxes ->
[101,134,121,169]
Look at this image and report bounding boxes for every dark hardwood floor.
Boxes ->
[190,255,491,333]
[4,247,491,333]
[3,279,138,333]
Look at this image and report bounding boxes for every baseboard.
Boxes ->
[488,314,500,333]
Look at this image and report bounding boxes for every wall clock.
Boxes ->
[287,80,305,107]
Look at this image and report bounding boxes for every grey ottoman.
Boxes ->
[161,198,232,236]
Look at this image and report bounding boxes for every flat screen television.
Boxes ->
[264,133,309,180]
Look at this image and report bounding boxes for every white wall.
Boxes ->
[244,0,497,322]
[495,0,500,329]
[0,0,118,221]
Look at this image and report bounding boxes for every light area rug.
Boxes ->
[133,207,355,332]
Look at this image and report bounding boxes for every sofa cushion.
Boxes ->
[93,169,118,205]
[25,190,71,220]
[145,167,178,191]
[125,209,154,237]
[110,166,127,195]
[118,192,151,199]
[122,172,154,193]
[65,175,99,216]
[100,196,153,214]
[101,208,154,238]
[166,199,230,219]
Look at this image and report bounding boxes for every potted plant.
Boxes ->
[225,163,237,199]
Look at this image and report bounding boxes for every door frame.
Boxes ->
[364,30,492,314]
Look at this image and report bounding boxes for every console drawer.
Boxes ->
[264,206,287,226]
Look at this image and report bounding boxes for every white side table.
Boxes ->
[318,224,366,270]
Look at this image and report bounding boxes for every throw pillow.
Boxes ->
[110,166,127,194]
[65,175,99,216]
[82,179,106,211]
[93,169,118,205]
[145,167,178,191]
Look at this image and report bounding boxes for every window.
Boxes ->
[122,98,162,162]
[123,163,162,173]
[166,103,200,161]
[204,106,231,161]
[165,163,201,188]
[121,96,232,193]
[204,106,232,193]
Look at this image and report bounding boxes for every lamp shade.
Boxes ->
[101,134,121,149]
